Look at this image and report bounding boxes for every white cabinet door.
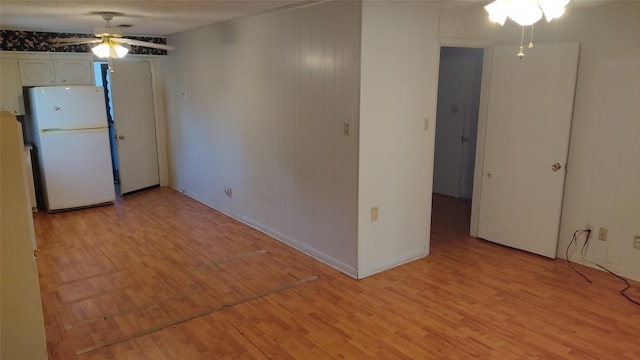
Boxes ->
[19,58,94,86]
[0,58,24,115]
[55,59,94,85]
[18,59,56,86]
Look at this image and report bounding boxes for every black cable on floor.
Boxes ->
[565,229,592,283]
[595,263,640,307]
[567,228,640,306]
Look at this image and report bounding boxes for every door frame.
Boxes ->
[469,46,494,238]
[435,38,493,238]
[433,46,484,201]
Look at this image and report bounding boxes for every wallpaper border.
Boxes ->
[0,29,168,56]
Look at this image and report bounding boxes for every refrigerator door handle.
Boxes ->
[41,126,107,132]
[40,128,108,136]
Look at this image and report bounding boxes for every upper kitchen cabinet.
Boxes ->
[18,55,94,86]
[55,59,93,85]
[0,57,25,115]
[18,59,56,86]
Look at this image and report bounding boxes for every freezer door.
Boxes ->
[38,128,115,211]
[29,86,108,130]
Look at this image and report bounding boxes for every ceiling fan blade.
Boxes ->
[52,37,100,43]
[51,38,102,47]
[111,38,174,51]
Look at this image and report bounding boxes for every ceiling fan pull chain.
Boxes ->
[528,24,535,49]
[517,26,525,59]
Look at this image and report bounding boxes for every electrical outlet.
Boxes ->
[224,187,232,198]
[598,227,608,242]
[634,235,640,249]
[371,206,379,221]
[586,224,593,238]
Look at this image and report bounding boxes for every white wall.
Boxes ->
[162,1,361,276]
[441,2,640,280]
[357,1,440,278]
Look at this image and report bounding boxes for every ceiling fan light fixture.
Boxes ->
[91,41,129,59]
[485,0,569,26]
[112,44,129,58]
[91,43,111,58]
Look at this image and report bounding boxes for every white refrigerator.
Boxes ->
[29,86,115,212]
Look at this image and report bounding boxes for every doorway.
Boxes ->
[433,47,484,202]
[94,62,120,186]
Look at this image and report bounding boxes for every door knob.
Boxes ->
[552,163,562,171]
[118,135,125,140]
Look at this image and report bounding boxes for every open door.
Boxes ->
[110,61,160,195]
[476,43,580,258]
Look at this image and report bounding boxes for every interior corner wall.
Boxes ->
[160,1,361,277]
[440,2,640,281]
[357,1,441,278]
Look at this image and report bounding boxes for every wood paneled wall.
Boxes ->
[162,1,361,276]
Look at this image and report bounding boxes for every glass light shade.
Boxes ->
[91,43,111,58]
[508,0,543,26]
[538,0,569,21]
[485,0,509,25]
[112,44,129,58]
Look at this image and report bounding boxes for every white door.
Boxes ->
[477,43,580,258]
[110,61,160,195]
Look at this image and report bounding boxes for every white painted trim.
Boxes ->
[170,186,359,279]
[357,249,428,279]
[569,253,640,282]
[469,47,493,238]
[148,58,169,187]
[439,37,493,48]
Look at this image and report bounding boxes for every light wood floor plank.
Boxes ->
[33,188,640,359]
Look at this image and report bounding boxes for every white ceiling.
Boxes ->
[0,0,614,38]
[0,1,317,37]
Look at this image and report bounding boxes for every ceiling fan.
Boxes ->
[53,12,174,59]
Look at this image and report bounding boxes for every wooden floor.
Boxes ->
[34,188,640,359]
